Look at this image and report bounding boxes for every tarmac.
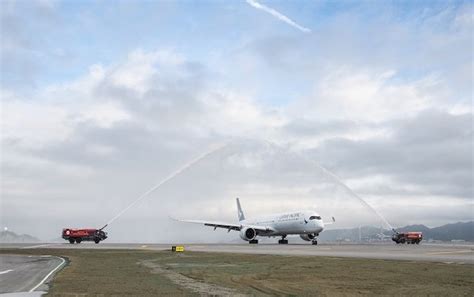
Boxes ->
[0,254,64,296]
[2,242,473,264]
[1,242,472,295]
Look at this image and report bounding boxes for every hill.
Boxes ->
[320,221,474,242]
[396,221,474,241]
[0,230,41,243]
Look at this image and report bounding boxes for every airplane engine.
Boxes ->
[239,227,257,241]
[300,233,316,241]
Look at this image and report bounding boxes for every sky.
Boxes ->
[1,0,472,242]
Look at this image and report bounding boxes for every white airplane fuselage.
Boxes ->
[176,198,333,244]
[242,211,324,237]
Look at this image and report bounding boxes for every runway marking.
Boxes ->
[21,244,58,249]
[29,256,66,292]
[0,269,14,275]
[141,245,148,248]
[426,250,472,255]
[305,247,331,250]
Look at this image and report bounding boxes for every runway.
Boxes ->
[187,243,474,264]
[2,242,473,264]
[0,255,65,296]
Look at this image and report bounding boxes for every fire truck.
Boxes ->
[392,231,423,244]
[62,228,107,244]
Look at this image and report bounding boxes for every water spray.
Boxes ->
[262,139,394,231]
[102,142,229,229]
[312,163,394,230]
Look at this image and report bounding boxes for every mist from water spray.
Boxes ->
[262,139,394,230]
[103,142,228,228]
[102,138,394,233]
[312,163,394,230]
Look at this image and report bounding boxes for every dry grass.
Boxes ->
[160,252,474,296]
[1,248,473,296]
[1,248,193,296]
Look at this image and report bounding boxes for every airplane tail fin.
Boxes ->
[236,198,245,222]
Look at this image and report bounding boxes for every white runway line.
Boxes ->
[0,269,14,275]
[21,244,59,249]
[426,250,473,255]
[29,256,66,292]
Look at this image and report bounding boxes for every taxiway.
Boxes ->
[0,254,64,296]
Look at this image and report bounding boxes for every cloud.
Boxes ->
[1,49,288,240]
[307,110,473,200]
[1,2,472,241]
[2,45,472,240]
[0,51,314,239]
[241,3,471,110]
[294,68,440,122]
[0,0,62,88]
[246,0,311,33]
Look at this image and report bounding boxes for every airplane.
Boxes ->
[174,198,335,245]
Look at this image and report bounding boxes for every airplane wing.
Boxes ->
[174,219,242,231]
[171,218,275,233]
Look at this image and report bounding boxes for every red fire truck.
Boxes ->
[392,231,423,244]
[62,228,107,244]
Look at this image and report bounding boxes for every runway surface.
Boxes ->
[0,254,64,296]
[2,242,473,264]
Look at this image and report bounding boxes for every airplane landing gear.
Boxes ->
[249,239,259,244]
[312,239,318,245]
[278,235,288,244]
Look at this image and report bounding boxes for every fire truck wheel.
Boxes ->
[94,239,100,244]
[76,238,82,244]
[69,239,75,244]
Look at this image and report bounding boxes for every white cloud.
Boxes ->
[78,102,131,128]
[1,41,471,240]
[2,99,72,148]
[199,90,285,137]
[109,50,161,95]
[292,67,439,123]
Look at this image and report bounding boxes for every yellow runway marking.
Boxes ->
[426,250,473,255]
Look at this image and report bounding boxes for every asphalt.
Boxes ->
[2,242,473,264]
[0,255,64,295]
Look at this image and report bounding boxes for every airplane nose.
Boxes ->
[315,220,324,233]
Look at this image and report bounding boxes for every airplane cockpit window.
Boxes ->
[309,216,321,220]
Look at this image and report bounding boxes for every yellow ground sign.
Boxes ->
[171,246,184,252]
